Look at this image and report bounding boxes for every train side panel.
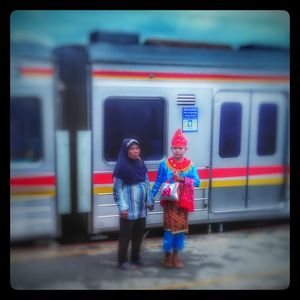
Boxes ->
[90,64,290,233]
[10,55,58,241]
[52,36,290,238]
[209,88,289,222]
[91,64,214,233]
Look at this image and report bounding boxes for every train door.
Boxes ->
[210,91,250,213]
[247,92,288,209]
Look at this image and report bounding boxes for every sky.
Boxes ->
[10,10,290,49]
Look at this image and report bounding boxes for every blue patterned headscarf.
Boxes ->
[113,138,148,184]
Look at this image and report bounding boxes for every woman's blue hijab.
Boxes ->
[113,138,148,184]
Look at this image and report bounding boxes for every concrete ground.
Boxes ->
[10,222,290,290]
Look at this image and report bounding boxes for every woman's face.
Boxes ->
[128,144,140,160]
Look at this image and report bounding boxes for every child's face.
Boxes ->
[171,147,187,160]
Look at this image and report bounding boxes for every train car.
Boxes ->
[10,42,60,241]
[52,31,290,238]
[10,31,289,242]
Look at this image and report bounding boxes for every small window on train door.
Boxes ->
[219,102,242,158]
[257,103,278,156]
[104,97,166,162]
[10,97,43,162]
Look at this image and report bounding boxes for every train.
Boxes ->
[10,31,290,242]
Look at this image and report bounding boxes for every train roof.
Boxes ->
[88,42,289,71]
[86,31,289,71]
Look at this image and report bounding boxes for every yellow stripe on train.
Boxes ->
[93,178,283,195]
[212,177,284,188]
[248,177,285,186]
[94,181,208,195]
[11,190,56,198]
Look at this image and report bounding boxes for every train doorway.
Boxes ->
[247,92,288,209]
[211,91,250,212]
[210,90,288,215]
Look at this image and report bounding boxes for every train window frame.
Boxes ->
[103,96,166,163]
[218,102,242,158]
[256,103,278,156]
[10,96,44,168]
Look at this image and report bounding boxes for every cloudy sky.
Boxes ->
[10,10,290,49]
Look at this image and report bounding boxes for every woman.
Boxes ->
[113,138,154,270]
[151,129,200,268]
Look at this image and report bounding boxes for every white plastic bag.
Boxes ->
[160,180,179,201]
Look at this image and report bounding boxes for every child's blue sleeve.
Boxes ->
[191,165,200,187]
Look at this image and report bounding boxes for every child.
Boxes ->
[113,138,154,270]
[151,129,200,268]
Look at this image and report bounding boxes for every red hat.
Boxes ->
[171,128,187,147]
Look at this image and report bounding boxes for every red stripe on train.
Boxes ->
[249,165,285,175]
[92,70,289,81]
[93,165,285,184]
[20,67,54,76]
[212,165,285,178]
[10,165,286,186]
[10,176,56,185]
[93,169,209,184]
[93,173,114,184]
[212,167,247,178]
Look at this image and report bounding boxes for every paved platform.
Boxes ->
[10,222,290,290]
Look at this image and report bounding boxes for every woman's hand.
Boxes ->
[146,205,154,211]
[120,210,128,219]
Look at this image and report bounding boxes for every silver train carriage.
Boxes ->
[10,42,58,241]
[10,31,290,242]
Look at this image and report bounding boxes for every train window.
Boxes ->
[10,97,43,162]
[257,103,277,155]
[219,102,242,158]
[104,97,165,161]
